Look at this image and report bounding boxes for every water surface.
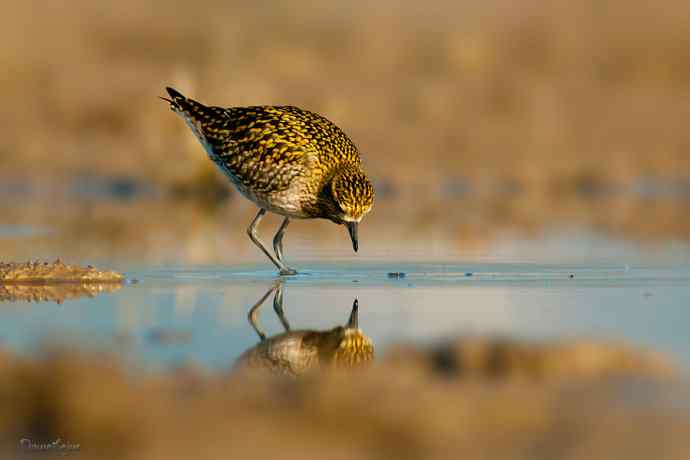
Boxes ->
[1,261,688,371]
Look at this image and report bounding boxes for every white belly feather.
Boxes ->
[182,114,309,218]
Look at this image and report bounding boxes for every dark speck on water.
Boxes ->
[113,333,132,345]
[465,272,473,277]
[147,328,192,345]
[387,272,406,279]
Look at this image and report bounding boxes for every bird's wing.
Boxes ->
[276,106,362,166]
[201,106,321,193]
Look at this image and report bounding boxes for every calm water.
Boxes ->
[2,188,690,371]
[1,259,689,371]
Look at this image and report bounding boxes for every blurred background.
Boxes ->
[2,1,690,458]
[2,0,690,263]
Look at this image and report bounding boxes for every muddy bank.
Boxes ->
[0,261,123,302]
[0,338,684,459]
[0,260,123,284]
[384,337,674,381]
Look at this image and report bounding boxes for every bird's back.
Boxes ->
[165,88,362,216]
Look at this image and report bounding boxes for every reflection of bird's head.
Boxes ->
[305,299,374,368]
[330,327,375,367]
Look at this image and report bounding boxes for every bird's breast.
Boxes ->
[218,166,314,218]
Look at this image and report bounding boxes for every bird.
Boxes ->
[234,282,374,376]
[161,87,375,275]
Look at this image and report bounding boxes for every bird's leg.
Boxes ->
[272,217,297,276]
[247,209,295,275]
[272,217,290,262]
[272,282,291,332]
[248,283,280,341]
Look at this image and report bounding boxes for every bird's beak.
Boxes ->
[347,299,359,328]
[346,221,358,252]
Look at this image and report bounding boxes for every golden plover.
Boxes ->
[235,282,374,376]
[162,87,375,275]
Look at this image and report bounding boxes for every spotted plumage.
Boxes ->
[163,87,374,274]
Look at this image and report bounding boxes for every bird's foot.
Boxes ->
[279,267,298,276]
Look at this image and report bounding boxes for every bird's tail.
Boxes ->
[160,87,206,114]
[161,87,232,157]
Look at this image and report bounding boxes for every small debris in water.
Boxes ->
[569,274,575,279]
[147,328,192,345]
[113,333,132,345]
[464,272,473,277]
[387,272,406,279]
[352,279,359,283]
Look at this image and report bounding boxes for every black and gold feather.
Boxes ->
[164,87,374,220]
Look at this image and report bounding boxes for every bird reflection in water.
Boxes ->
[235,282,374,376]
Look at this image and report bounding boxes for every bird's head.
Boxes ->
[322,167,374,252]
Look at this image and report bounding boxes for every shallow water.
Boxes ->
[1,260,689,371]
[2,185,690,372]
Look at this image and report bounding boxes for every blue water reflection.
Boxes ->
[0,262,689,371]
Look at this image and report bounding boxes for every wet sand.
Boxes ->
[0,337,687,459]
[0,260,123,284]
